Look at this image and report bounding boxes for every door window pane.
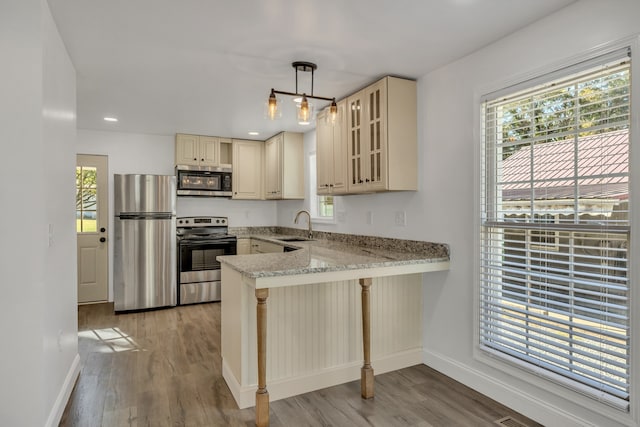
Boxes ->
[76,166,98,232]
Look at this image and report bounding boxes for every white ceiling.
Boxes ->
[48,0,577,140]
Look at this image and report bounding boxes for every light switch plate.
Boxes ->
[395,211,406,226]
[366,211,374,225]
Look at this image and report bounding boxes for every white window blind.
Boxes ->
[480,51,631,410]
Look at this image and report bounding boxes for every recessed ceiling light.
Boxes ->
[104,117,118,122]
[248,131,259,136]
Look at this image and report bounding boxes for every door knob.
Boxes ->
[100,227,106,233]
[99,237,106,243]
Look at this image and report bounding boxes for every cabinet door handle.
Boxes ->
[193,157,197,161]
[359,179,363,183]
[365,178,370,182]
[99,237,106,243]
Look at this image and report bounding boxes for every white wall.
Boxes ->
[42,1,80,425]
[0,2,45,425]
[419,1,640,427]
[0,1,79,426]
[77,129,277,300]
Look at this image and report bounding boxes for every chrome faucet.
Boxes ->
[294,210,313,239]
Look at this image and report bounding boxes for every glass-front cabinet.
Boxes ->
[346,76,416,194]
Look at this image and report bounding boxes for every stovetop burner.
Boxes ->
[176,216,234,241]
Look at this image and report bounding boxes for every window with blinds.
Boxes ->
[480,50,631,410]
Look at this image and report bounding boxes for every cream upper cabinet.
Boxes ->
[316,99,347,195]
[232,139,263,200]
[347,76,417,193]
[176,133,220,167]
[264,132,304,200]
[264,133,283,199]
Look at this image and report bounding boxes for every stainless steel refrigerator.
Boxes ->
[113,174,177,312]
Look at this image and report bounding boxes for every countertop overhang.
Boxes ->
[218,234,450,289]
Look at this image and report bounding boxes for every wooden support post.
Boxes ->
[255,288,269,427]
[359,277,374,399]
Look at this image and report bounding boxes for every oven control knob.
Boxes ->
[216,219,220,223]
[178,220,182,224]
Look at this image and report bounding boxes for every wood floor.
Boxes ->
[60,302,542,427]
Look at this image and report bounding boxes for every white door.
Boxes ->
[76,154,109,303]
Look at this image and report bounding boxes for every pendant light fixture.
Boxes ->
[267,61,337,125]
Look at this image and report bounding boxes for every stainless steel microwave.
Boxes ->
[175,165,232,197]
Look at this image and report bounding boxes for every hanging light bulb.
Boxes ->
[265,89,281,120]
[297,94,314,125]
[329,98,338,124]
[299,95,310,121]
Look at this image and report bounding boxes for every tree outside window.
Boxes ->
[76,166,97,232]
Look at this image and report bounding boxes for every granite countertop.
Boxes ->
[218,229,450,287]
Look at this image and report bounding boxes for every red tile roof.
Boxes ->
[501,130,628,201]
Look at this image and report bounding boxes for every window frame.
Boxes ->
[309,150,335,223]
[473,39,640,422]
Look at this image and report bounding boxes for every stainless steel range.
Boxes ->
[176,216,236,305]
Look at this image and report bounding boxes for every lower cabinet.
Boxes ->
[250,239,284,254]
[237,238,285,255]
[236,238,251,255]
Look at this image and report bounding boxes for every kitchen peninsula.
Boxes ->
[218,230,449,427]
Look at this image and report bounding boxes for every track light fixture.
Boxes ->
[267,61,337,125]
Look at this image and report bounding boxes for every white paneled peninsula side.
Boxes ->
[218,230,449,427]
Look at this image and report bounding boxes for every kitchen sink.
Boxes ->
[275,237,314,242]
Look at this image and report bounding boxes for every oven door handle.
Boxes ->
[179,239,237,246]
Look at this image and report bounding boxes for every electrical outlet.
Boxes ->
[366,211,374,225]
[395,211,406,226]
[48,223,54,247]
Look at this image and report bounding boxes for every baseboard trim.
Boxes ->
[222,359,245,408]
[224,348,422,409]
[422,349,595,427]
[44,353,81,427]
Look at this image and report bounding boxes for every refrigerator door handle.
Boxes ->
[118,213,174,220]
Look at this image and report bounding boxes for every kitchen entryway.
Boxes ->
[76,154,109,304]
[60,303,541,426]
